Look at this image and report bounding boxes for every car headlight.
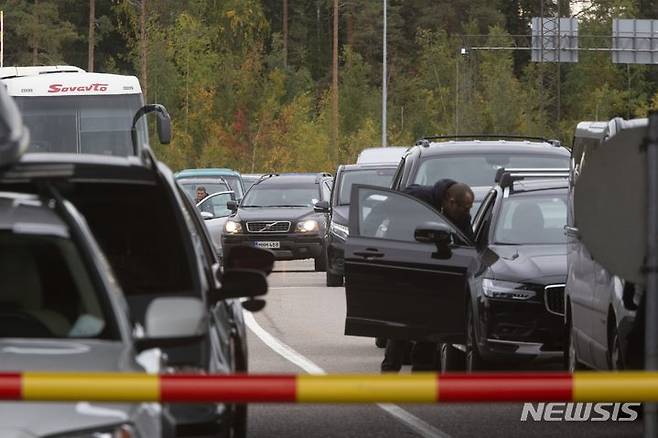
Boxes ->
[329,221,349,240]
[482,279,536,300]
[296,219,319,233]
[63,424,137,438]
[224,220,242,234]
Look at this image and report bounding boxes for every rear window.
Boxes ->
[413,154,569,187]
[0,232,119,340]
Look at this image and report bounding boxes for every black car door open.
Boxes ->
[344,185,478,343]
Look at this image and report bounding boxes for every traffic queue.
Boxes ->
[0,64,650,437]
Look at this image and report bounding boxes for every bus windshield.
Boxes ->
[14,94,147,156]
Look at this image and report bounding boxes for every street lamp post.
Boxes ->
[382,0,387,147]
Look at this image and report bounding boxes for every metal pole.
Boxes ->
[381,0,387,147]
[644,111,658,438]
[1,10,4,68]
[455,53,459,135]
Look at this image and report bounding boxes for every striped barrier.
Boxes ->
[2,372,658,403]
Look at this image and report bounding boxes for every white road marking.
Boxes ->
[244,311,453,438]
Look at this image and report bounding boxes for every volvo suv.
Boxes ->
[223,173,333,271]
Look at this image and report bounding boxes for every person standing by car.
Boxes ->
[196,185,214,214]
[381,178,475,372]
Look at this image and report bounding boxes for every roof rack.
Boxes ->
[254,172,333,184]
[496,168,570,189]
[415,135,562,148]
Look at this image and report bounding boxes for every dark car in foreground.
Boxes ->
[326,163,397,286]
[223,173,333,271]
[0,101,269,437]
[343,169,569,372]
[391,136,570,212]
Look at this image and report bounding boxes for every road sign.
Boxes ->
[531,17,579,63]
[613,19,658,64]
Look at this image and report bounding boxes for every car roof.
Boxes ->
[507,178,569,194]
[177,177,229,184]
[338,163,398,173]
[175,168,241,178]
[356,147,408,164]
[256,173,327,185]
[411,140,570,159]
[0,192,68,236]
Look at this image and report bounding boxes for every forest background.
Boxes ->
[2,0,658,173]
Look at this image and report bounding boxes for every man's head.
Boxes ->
[441,183,474,223]
[195,186,208,203]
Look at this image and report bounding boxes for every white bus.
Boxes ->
[0,65,149,156]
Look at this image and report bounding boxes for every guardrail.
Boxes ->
[2,372,658,403]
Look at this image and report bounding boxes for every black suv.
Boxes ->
[342,169,570,372]
[0,100,270,437]
[326,163,397,286]
[391,136,570,211]
[223,173,333,271]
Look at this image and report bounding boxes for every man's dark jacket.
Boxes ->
[402,178,475,242]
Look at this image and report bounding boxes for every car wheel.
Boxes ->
[440,343,465,372]
[375,337,387,348]
[314,251,327,272]
[229,337,247,438]
[465,306,489,372]
[566,312,586,372]
[326,271,343,287]
[609,325,624,371]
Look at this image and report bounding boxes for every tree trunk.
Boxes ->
[331,0,339,165]
[32,0,38,65]
[88,0,95,71]
[140,0,148,101]
[283,0,288,67]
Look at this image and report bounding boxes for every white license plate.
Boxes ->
[255,241,280,249]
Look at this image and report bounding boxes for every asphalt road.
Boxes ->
[245,260,643,438]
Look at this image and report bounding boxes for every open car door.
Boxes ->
[344,185,478,343]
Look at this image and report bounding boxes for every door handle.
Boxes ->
[564,225,579,236]
[354,251,384,258]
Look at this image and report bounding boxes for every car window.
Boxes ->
[0,232,118,340]
[179,181,230,201]
[355,187,467,244]
[242,184,319,207]
[199,192,233,218]
[222,175,244,199]
[337,168,396,205]
[413,154,569,187]
[494,194,567,244]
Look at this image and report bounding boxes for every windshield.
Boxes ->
[0,232,119,340]
[242,184,319,207]
[494,193,567,245]
[338,168,395,205]
[180,181,230,201]
[14,94,147,156]
[413,154,569,187]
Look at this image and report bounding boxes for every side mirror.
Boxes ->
[415,222,454,259]
[131,104,172,155]
[217,268,268,300]
[314,200,330,213]
[227,199,238,211]
[134,297,207,352]
[155,107,171,144]
[200,211,214,220]
[0,85,30,167]
[224,245,274,276]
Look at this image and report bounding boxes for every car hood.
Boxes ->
[486,244,567,284]
[235,207,317,222]
[330,205,349,224]
[0,339,147,437]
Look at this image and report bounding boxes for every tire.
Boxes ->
[609,322,624,371]
[230,337,247,438]
[375,337,387,348]
[565,310,586,372]
[465,306,490,372]
[314,251,327,272]
[326,271,343,287]
[440,343,465,372]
